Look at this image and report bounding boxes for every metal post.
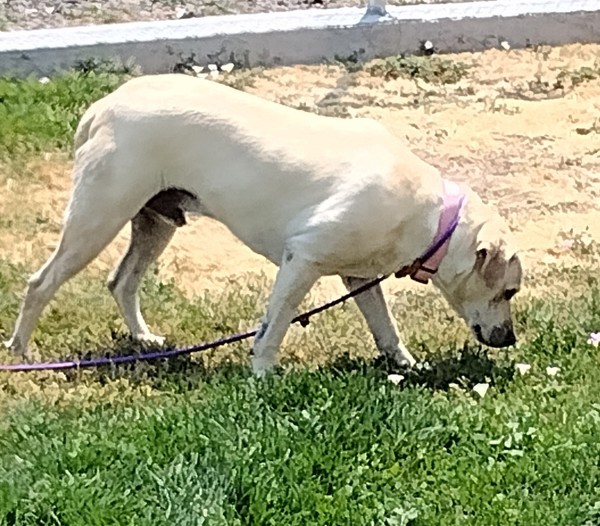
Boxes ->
[366,0,387,17]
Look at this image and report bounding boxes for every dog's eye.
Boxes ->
[504,288,517,301]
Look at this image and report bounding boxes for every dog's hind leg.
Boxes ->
[4,194,132,355]
[341,276,416,368]
[107,207,176,345]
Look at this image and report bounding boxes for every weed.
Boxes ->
[334,49,366,73]
[364,55,469,84]
[73,57,141,76]
[575,118,600,136]
[217,68,263,91]
[483,96,523,115]
[558,65,600,87]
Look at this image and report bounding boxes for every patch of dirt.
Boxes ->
[1,44,599,303]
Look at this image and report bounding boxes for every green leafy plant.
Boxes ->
[0,71,129,159]
[364,55,469,84]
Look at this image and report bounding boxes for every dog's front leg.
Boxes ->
[252,252,320,376]
[342,276,416,368]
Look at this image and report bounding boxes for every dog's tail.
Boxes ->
[73,105,98,152]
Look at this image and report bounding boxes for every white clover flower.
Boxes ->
[587,332,600,347]
[387,374,404,386]
[472,383,489,398]
[515,363,531,375]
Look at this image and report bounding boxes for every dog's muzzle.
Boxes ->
[473,321,516,348]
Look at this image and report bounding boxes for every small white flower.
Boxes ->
[387,374,404,386]
[207,64,218,72]
[39,77,50,84]
[472,383,489,398]
[424,40,434,51]
[588,332,600,347]
[191,65,204,74]
[546,366,560,377]
[500,41,511,51]
[515,363,531,375]
[220,63,235,73]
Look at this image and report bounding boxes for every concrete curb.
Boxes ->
[1,0,599,76]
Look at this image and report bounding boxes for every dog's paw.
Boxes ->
[135,333,166,347]
[3,337,28,356]
[375,349,416,372]
[397,352,416,369]
[251,357,277,378]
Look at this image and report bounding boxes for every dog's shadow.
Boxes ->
[65,333,249,390]
[329,345,516,392]
[65,334,515,394]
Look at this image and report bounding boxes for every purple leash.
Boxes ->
[0,191,464,373]
[0,277,388,372]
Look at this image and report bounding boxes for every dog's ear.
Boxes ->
[474,237,494,270]
[475,245,489,270]
[475,240,507,288]
[506,252,523,284]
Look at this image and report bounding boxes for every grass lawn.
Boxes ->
[1,62,600,525]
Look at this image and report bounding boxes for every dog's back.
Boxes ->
[68,75,416,261]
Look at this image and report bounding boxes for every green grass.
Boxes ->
[1,258,600,525]
[1,66,600,525]
[0,71,127,159]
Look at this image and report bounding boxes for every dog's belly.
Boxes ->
[223,223,288,266]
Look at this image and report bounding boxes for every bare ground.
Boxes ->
[1,43,599,303]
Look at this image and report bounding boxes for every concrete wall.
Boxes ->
[0,0,599,76]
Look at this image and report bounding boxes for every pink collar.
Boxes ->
[410,180,465,284]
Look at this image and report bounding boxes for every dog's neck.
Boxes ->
[410,180,464,284]
[431,186,492,294]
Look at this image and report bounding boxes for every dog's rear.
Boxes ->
[5,85,179,353]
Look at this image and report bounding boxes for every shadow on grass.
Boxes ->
[59,332,251,390]
[58,333,515,394]
[328,346,515,392]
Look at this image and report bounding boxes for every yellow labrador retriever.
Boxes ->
[5,74,522,375]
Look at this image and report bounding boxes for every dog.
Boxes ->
[4,74,522,375]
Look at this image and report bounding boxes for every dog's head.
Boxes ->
[437,218,523,348]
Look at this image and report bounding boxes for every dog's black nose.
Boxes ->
[488,322,516,348]
[505,329,516,346]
